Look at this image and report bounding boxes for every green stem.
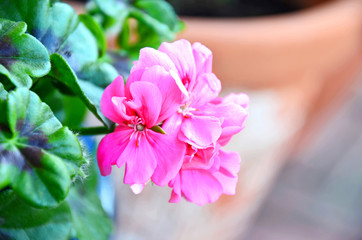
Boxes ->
[72,126,115,136]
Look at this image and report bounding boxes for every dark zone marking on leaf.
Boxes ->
[19,146,43,168]
[16,120,51,150]
[57,43,79,72]
[0,145,33,171]
[0,37,19,69]
[0,120,55,171]
[32,28,76,70]
[31,28,61,54]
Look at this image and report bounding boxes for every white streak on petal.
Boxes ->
[170,70,189,98]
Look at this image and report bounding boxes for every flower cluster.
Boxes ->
[97,39,249,205]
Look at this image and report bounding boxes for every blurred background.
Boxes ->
[70,0,362,239]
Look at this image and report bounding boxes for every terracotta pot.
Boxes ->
[177,0,362,89]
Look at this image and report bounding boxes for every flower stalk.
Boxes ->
[73,126,116,136]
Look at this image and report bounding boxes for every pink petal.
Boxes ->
[212,172,238,195]
[159,39,196,90]
[129,81,162,128]
[111,97,135,122]
[182,145,199,166]
[162,112,183,135]
[192,42,213,75]
[124,69,144,99]
[181,146,218,171]
[180,169,223,206]
[122,132,158,185]
[150,130,186,186]
[179,115,222,149]
[138,65,184,121]
[100,76,126,123]
[131,47,176,73]
[218,150,241,177]
[169,70,190,100]
[190,73,221,107]
[209,151,221,172]
[202,101,247,129]
[201,101,248,146]
[213,150,241,195]
[223,93,250,109]
[168,174,181,203]
[97,126,133,176]
[218,126,244,146]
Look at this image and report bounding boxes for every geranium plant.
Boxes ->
[0,0,248,239]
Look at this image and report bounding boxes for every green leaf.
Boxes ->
[129,8,174,40]
[48,53,113,128]
[117,12,173,58]
[67,153,112,240]
[94,0,129,19]
[0,88,86,208]
[0,83,7,131]
[31,79,88,129]
[86,1,120,31]
[92,0,182,57]
[0,190,72,240]
[67,181,112,240]
[0,1,83,65]
[117,17,131,50]
[135,0,180,31]
[78,61,118,89]
[0,19,50,88]
[62,96,87,129]
[0,83,7,100]
[0,0,119,128]
[79,14,107,57]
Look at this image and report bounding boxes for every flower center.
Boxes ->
[128,117,147,148]
[128,117,146,132]
[178,102,197,118]
[136,124,145,131]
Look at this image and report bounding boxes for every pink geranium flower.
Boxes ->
[97,73,186,188]
[129,39,249,204]
[97,39,249,204]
